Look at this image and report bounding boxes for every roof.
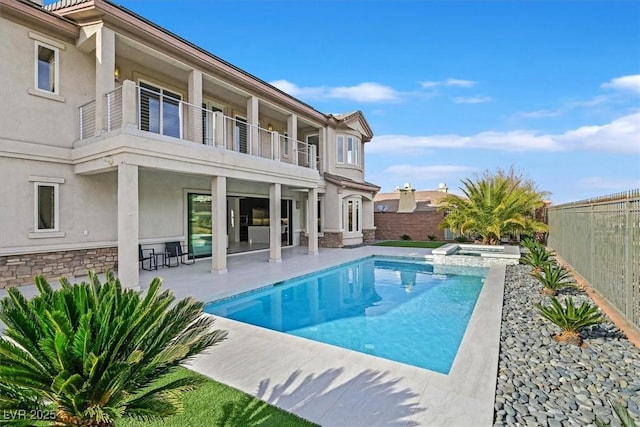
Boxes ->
[374,189,451,205]
[324,172,381,193]
[329,111,374,141]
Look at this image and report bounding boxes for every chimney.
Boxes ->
[397,183,416,213]
[438,182,448,193]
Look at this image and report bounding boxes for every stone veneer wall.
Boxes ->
[0,247,118,289]
[299,231,344,248]
[363,228,376,243]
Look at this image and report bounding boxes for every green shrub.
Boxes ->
[454,235,469,243]
[427,235,436,241]
[400,234,411,240]
[0,271,228,426]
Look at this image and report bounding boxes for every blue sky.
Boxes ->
[115,0,640,204]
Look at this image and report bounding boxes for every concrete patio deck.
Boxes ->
[1,246,505,426]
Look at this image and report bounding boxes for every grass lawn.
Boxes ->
[374,240,446,248]
[120,367,318,427]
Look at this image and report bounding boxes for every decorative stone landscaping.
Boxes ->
[494,264,640,426]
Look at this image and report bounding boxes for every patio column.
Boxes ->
[247,96,259,155]
[211,176,227,274]
[95,26,115,134]
[308,187,318,255]
[187,69,203,143]
[269,183,282,263]
[117,162,139,288]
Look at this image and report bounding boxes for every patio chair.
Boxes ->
[165,241,195,267]
[139,244,156,271]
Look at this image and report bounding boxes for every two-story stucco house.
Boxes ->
[0,0,380,289]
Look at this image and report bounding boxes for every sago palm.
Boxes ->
[0,271,227,426]
[520,245,556,272]
[438,167,548,245]
[529,263,576,296]
[536,296,605,346]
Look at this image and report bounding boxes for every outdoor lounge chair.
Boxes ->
[165,241,195,267]
[139,244,156,271]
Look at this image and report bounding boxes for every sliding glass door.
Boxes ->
[188,194,212,258]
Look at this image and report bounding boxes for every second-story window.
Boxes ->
[337,135,344,163]
[35,42,58,94]
[139,82,182,138]
[336,134,360,166]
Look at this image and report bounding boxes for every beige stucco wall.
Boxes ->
[0,158,117,254]
[0,19,94,148]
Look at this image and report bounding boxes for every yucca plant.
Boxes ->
[529,263,577,296]
[0,271,228,426]
[536,296,605,346]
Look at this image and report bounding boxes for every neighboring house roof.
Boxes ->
[374,190,451,205]
[324,172,381,193]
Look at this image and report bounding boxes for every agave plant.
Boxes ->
[0,271,228,426]
[536,296,605,346]
[529,263,577,296]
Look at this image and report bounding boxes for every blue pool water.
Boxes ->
[205,257,487,374]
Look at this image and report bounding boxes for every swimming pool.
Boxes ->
[205,256,487,374]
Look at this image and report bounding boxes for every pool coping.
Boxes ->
[186,248,505,427]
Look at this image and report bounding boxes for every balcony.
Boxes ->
[78,81,318,170]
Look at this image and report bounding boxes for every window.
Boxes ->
[283,132,289,157]
[139,82,182,138]
[307,134,319,169]
[234,116,248,153]
[343,197,361,234]
[317,198,323,233]
[35,42,58,94]
[35,183,58,231]
[336,135,344,163]
[202,102,222,145]
[336,134,360,165]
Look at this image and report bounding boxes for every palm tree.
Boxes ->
[0,271,227,426]
[536,296,604,346]
[438,167,548,245]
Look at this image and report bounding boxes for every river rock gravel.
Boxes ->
[493,264,640,427]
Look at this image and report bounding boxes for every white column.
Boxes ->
[211,176,227,273]
[308,187,319,255]
[269,183,282,263]
[95,26,115,134]
[117,162,139,288]
[187,69,203,143]
[247,96,259,155]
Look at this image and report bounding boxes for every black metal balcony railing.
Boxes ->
[78,84,317,169]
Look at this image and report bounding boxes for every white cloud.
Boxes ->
[383,164,478,178]
[601,74,640,93]
[453,96,492,104]
[420,78,476,88]
[515,95,608,119]
[559,112,640,152]
[368,112,640,154]
[327,82,399,102]
[270,79,326,99]
[270,80,399,102]
[579,176,640,191]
